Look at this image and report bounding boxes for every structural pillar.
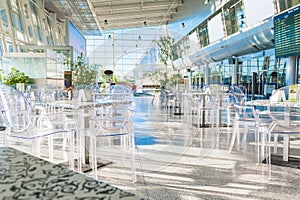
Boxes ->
[286,56,297,85]
[204,63,210,86]
[232,57,238,85]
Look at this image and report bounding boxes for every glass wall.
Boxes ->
[278,0,300,12]
[223,0,245,36]
[215,53,289,98]
[197,23,209,48]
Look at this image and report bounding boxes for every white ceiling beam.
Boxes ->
[95,6,176,15]
[100,19,170,30]
[92,0,182,12]
[97,9,176,21]
[101,15,172,26]
[90,0,177,6]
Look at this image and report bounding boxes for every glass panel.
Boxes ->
[9,0,18,13]
[0,9,8,23]
[34,26,42,41]
[198,24,209,47]
[0,38,3,57]
[223,0,245,36]
[27,26,33,37]
[298,58,300,84]
[289,0,300,8]
[11,12,24,31]
[6,37,14,52]
[224,10,232,35]
[279,0,300,11]
[30,1,38,25]
[236,1,246,30]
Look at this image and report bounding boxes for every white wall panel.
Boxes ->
[244,0,274,26]
[207,13,224,43]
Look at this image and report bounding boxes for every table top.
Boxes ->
[0,146,144,199]
[37,99,132,109]
[246,99,300,107]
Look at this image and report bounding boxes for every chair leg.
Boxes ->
[267,133,272,179]
[273,134,278,154]
[62,137,67,151]
[241,123,248,147]
[68,131,75,170]
[48,135,54,161]
[91,135,98,179]
[256,127,260,165]
[228,120,239,153]
[129,132,137,183]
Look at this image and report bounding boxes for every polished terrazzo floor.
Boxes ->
[7,96,300,200]
[99,96,300,200]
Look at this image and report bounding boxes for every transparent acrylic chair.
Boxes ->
[88,85,137,182]
[228,85,270,161]
[264,84,300,178]
[0,84,74,169]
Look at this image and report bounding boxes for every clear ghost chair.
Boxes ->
[206,84,232,127]
[264,84,300,178]
[88,85,136,182]
[0,84,74,169]
[228,85,271,164]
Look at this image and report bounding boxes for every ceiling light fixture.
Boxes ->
[204,0,211,4]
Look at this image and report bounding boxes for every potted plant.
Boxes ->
[64,54,98,87]
[3,67,32,92]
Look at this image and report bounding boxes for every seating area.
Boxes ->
[1,0,300,199]
[1,83,300,199]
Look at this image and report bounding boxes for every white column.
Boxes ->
[232,57,238,85]
[205,63,210,85]
[286,56,297,85]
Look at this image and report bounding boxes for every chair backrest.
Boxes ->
[229,85,247,106]
[196,85,217,107]
[110,85,133,101]
[268,85,300,129]
[0,84,32,132]
[92,86,133,131]
[73,85,94,102]
[229,85,259,121]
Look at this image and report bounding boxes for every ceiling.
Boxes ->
[44,0,184,35]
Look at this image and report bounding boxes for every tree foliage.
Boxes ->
[156,36,176,67]
[64,55,98,86]
[3,67,31,86]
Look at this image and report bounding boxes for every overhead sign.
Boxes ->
[274,5,300,58]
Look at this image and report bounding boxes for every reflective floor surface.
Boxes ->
[7,96,300,200]
[88,96,300,200]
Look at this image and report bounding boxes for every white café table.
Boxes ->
[37,99,132,171]
[183,92,231,128]
[246,99,300,162]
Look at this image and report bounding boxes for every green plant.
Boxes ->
[156,35,176,69]
[64,54,98,86]
[154,35,178,90]
[144,69,182,90]
[3,67,31,86]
